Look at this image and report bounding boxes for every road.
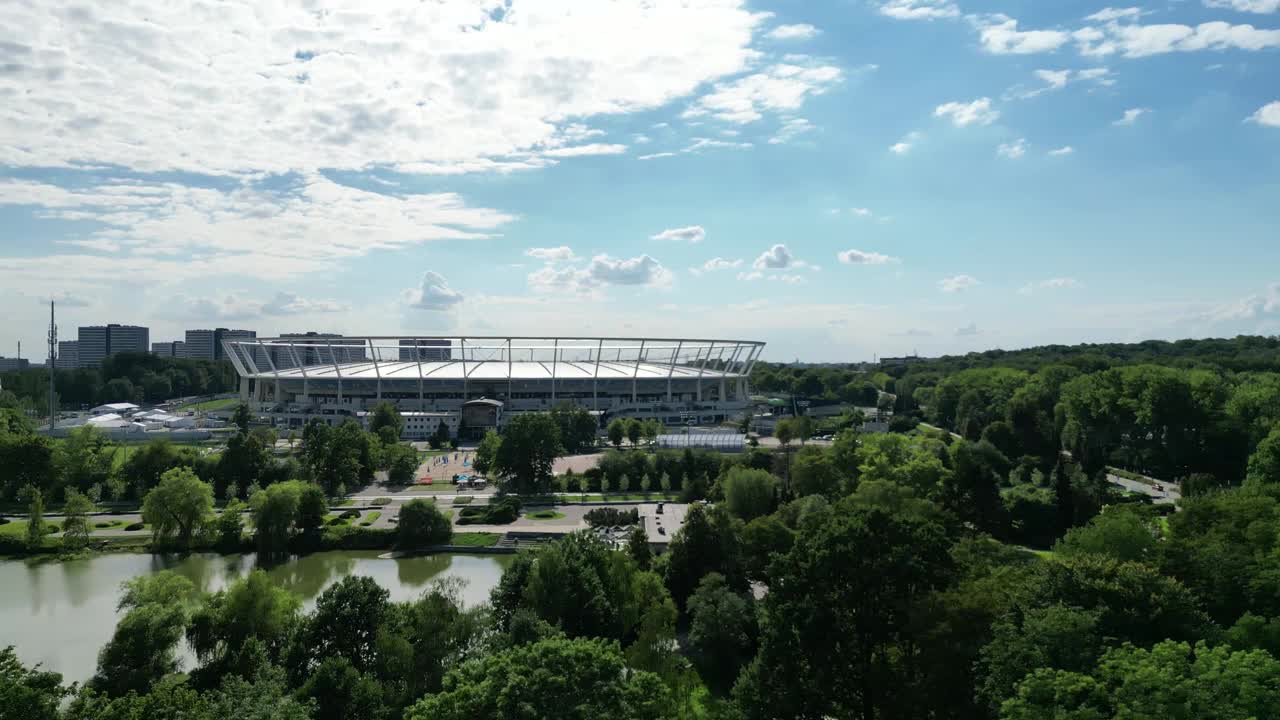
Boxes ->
[1106,474,1181,505]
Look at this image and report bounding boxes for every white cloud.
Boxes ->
[1076,20,1280,58]
[1248,101,1280,126]
[540,144,628,158]
[934,98,1000,127]
[650,226,707,243]
[528,253,672,294]
[1018,277,1081,295]
[978,16,1072,54]
[0,176,514,283]
[404,271,464,311]
[690,257,743,275]
[766,24,819,40]
[753,244,794,270]
[837,249,899,265]
[525,246,577,262]
[685,62,843,123]
[0,1,769,177]
[1085,8,1144,22]
[852,207,874,217]
[1204,0,1280,13]
[769,117,815,144]
[879,0,960,20]
[682,137,754,153]
[262,292,346,315]
[939,274,981,292]
[1049,145,1075,155]
[638,152,677,160]
[890,131,921,154]
[1017,67,1114,98]
[997,138,1028,159]
[1114,107,1150,125]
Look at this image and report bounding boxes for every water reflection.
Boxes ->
[0,550,512,685]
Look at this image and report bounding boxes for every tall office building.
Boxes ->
[185,328,255,361]
[0,357,29,372]
[266,332,366,368]
[57,340,79,370]
[77,324,150,367]
[151,341,187,358]
[398,338,452,361]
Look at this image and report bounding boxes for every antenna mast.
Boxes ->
[48,301,57,431]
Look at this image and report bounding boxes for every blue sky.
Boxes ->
[1,0,1278,362]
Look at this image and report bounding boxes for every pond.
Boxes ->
[0,550,513,685]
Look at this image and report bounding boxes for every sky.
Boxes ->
[1,0,1278,363]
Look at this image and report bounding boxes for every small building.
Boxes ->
[90,402,140,416]
[461,398,503,433]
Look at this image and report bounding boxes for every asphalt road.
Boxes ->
[1107,474,1181,505]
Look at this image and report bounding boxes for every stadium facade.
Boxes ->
[223,336,765,440]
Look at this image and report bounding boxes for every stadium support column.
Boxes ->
[460,338,468,401]
[550,339,558,404]
[592,338,603,412]
[695,342,714,403]
[631,340,645,404]
[415,340,424,410]
[240,377,249,401]
[666,340,682,402]
[368,338,382,401]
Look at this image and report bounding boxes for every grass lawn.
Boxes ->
[358,511,381,527]
[450,532,500,547]
[451,496,473,505]
[1028,548,1056,560]
[526,510,566,521]
[177,397,240,412]
[0,520,31,538]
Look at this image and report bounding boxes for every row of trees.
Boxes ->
[0,352,237,411]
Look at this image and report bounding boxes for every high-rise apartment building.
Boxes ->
[185,328,255,361]
[151,341,187,358]
[77,324,150,367]
[57,341,79,370]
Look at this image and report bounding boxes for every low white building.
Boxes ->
[90,402,139,416]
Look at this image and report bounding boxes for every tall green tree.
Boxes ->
[722,467,778,521]
[60,488,96,551]
[398,499,452,548]
[492,413,562,494]
[368,401,405,446]
[142,467,214,549]
[187,570,301,686]
[24,486,45,550]
[687,572,758,695]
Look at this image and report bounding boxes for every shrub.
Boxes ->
[453,496,473,505]
[339,509,361,520]
[0,518,9,526]
[398,499,452,547]
[371,497,392,506]
[124,522,145,531]
[584,507,640,528]
[95,521,113,529]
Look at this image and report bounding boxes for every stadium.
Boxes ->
[223,336,766,440]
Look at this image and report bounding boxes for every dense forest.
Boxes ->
[0,352,237,412]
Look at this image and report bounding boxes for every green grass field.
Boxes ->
[176,397,240,412]
[450,532,500,547]
[358,511,381,527]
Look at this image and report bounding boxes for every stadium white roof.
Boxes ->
[241,360,745,381]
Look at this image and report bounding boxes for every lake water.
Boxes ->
[0,550,513,685]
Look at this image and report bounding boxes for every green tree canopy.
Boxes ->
[142,467,214,549]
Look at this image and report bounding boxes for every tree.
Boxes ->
[774,418,794,448]
[1001,641,1280,720]
[368,401,404,446]
[1054,508,1156,563]
[297,575,390,673]
[142,467,214,549]
[25,486,45,550]
[405,637,669,720]
[399,498,453,548]
[214,499,245,549]
[627,525,652,570]
[665,504,746,610]
[943,440,1009,538]
[626,418,642,447]
[296,483,327,531]
[740,514,794,582]
[61,487,96,551]
[733,506,954,720]
[551,402,599,454]
[723,467,778,521]
[687,573,758,695]
[1245,426,1280,488]
[473,430,501,476]
[121,438,191,497]
[430,420,451,450]
[790,446,842,498]
[492,413,562,494]
[385,442,419,485]
[229,402,252,435]
[91,572,197,697]
[186,569,301,685]
[250,480,304,555]
[0,646,67,720]
[608,418,626,449]
[298,656,384,720]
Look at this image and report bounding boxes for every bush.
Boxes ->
[95,521,113,529]
[584,507,640,528]
[371,497,392,506]
[339,509,360,520]
[453,496,473,505]
[0,518,9,526]
[124,522,145,531]
[484,496,522,524]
